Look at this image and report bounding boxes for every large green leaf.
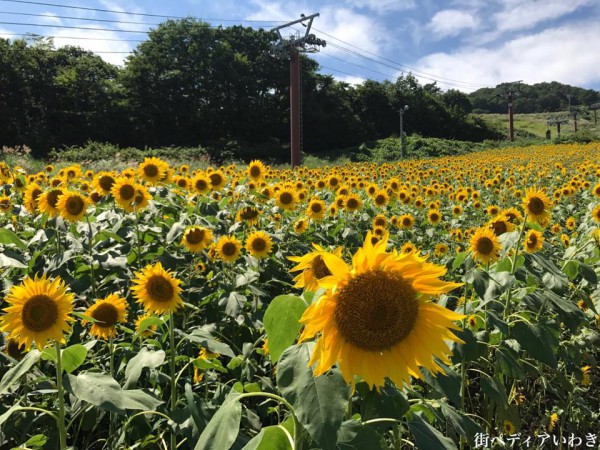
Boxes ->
[64,372,163,415]
[337,420,385,450]
[263,295,307,362]
[62,344,88,374]
[124,347,165,389]
[180,330,235,358]
[242,426,291,450]
[0,350,41,395]
[277,344,350,450]
[511,322,558,368]
[0,228,27,250]
[439,403,483,439]
[422,363,461,408]
[194,390,242,450]
[408,413,458,450]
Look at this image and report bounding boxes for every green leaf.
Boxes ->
[579,263,598,284]
[452,251,468,270]
[0,252,27,268]
[408,413,458,450]
[0,350,41,395]
[277,344,350,450]
[24,434,48,448]
[0,228,27,250]
[194,390,242,450]
[439,403,483,439]
[0,403,22,427]
[480,375,508,410]
[263,295,307,362]
[124,347,165,389]
[337,420,385,450]
[62,344,88,374]
[242,426,291,450]
[464,269,490,300]
[180,330,235,358]
[422,363,461,408]
[64,372,163,415]
[563,260,579,280]
[451,329,486,363]
[495,345,525,380]
[511,322,558,368]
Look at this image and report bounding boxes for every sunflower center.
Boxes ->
[186,229,205,245]
[66,196,85,216]
[491,221,507,235]
[334,270,419,351]
[177,178,187,188]
[279,192,293,205]
[241,208,258,220]
[527,235,538,247]
[311,203,323,213]
[209,173,223,186]
[144,164,159,178]
[147,275,175,303]
[92,303,119,328]
[476,237,494,255]
[250,166,261,177]
[195,179,208,190]
[6,339,26,360]
[528,197,545,215]
[346,198,359,209]
[119,184,135,200]
[251,238,267,252]
[222,242,238,256]
[375,194,386,205]
[402,218,412,226]
[47,190,62,208]
[21,295,58,332]
[99,175,115,192]
[311,255,332,279]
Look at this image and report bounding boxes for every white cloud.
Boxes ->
[413,19,600,92]
[346,0,415,13]
[98,0,153,32]
[330,74,365,86]
[494,0,592,32]
[50,28,134,66]
[39,12,63,26]
[429,9,477,38]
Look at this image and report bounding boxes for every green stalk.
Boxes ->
[169,313,177,450]
[503,215,527,322]
[85,214,97,299]
[134,209,143,265]
[108,336,115,446]
[55,343,67,450]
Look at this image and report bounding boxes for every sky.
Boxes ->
[1,0,600,93]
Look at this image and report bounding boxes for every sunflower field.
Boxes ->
[0,143,599,450]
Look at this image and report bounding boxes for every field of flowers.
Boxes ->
[0,142,599,450]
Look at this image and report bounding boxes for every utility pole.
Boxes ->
[547,117,569,141]
[590,102,600,125]
[271,14,325,168]
[502,81,522,142]
[399,105,408,158]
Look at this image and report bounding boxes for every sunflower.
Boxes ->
[502,420,516,435]
[401,241,417,254]
[343,194,362,212]
[373,190,389,207]
[435,243,449,256]
[138,157,168,184]
[294,218,309,234]
[4,338,26,360]
[488,215,515,236]
[297,231,464,389]
[591,204,600,223]
[372,214,388,229]
[216,235,243,263]
[92,172,116,195]
[565,216,576,230]
[592,182,600,197]
[181,226,213,253]
[469,227,501,264]
[547,413,559,432]
[523,187,553,226]
[236,206,261,225]
[207,170,227,191]
[133,184,152,211]
[83,294,128,340]
[399,214,415,229]
[111,178,138,212]
[135,312,158,338]
[0,195,12,213]
[56,191,88,222]
[23,182,43,213]
[191,173,211,195]
[38,189,63,217]
[275,188,297,211]
[131,262,183,315]
[427,209,442,225]
[247,160,266,181]
[245,231,273,259]
[561,233,570,247]
[306,198,326,220]
[288,244,343,292]
[0,275,74,350]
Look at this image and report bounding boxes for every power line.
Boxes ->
[0,0,288,23]
[0,20,150,33]
[318,64,368,82]
[317,50,397,79]
[0,31,145,42]
[0,10,161,26]
[312,26,491,89]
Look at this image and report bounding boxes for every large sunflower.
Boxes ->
[216,235,243,263]
[23,182,43,213]
[522,187,553,226]
[56,191,89,222]
[247,160,266,181]
[469,227,501,264]
[131,262,183,315]
[92,172,117,195]
[245,230,273,259]
[83,294,128,340]
[38,189,63,217]
[296,231,464,389]
[138,157,168,184]
[0,275,75,350]
[181,226,213,253]
[275,188,297,211]
[288,243,343,292]
[523,229,544,253]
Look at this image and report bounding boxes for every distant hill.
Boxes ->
[469,81,600,114]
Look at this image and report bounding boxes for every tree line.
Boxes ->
[469,81,600,114]
[1,18,502,161]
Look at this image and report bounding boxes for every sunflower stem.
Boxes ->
[55,343,67,450]
[108,336,115,446]
[134,208,143,267]
[86,214,97,299]
[169,313,177,450]
[503,215,527,322]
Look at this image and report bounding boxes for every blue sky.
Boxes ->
[1,0,599,93]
